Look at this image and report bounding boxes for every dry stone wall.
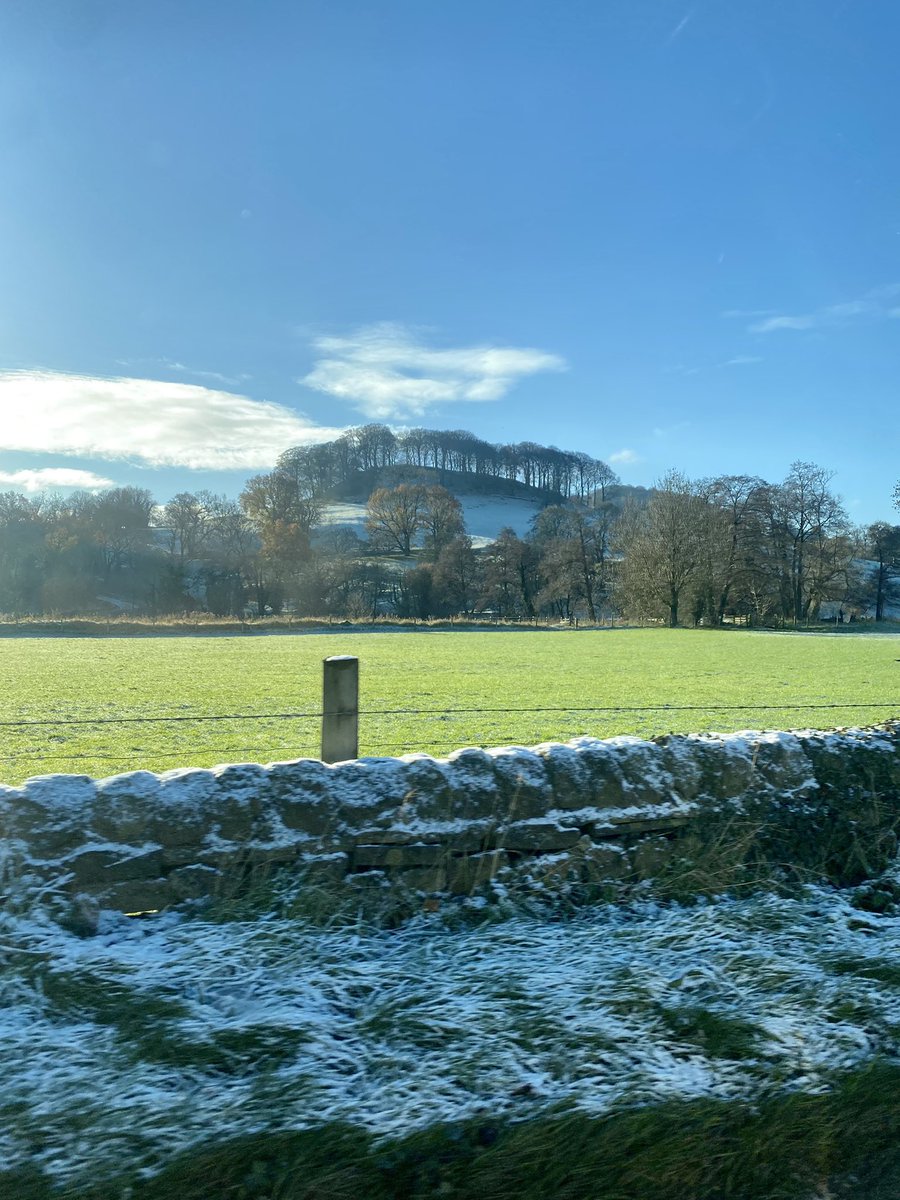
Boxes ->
[2,723,899,916]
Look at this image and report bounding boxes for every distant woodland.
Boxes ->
[1,424,898,627]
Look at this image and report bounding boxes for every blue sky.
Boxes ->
[1,0,898,522]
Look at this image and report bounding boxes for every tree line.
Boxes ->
[0,453,897,625]
[275,423,619,502]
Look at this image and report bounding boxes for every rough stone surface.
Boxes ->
[400,866,449,892]
[61,846,163,885]
[445,748,501,821]
[16,775,97,855]
[633,837,676,880]
[211,763,268,841]
[92,771,162,842]
[447,851,509,894]
[499,820,582,851]
[353,843,446,870]
[392,756,454,823]
[94,878,175,913]
[301,852,350,884]
[580,842,631,882]
[153,768,218,846]
[267,759,339,837]
[168,864,221,900]
[491,747,552,819]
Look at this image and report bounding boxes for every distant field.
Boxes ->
[1,627,899,783]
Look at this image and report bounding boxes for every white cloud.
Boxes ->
[0,370,341,470]
[0,467,116,493]
[300,322,567,419]
[609,448,641,466]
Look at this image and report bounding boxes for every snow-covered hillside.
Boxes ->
[316,493,545,548]
[819,559,900,621]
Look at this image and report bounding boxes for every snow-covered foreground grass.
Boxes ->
[4,880,900,1196]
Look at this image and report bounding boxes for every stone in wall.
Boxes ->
[489,746,553,820]
[446,851,509,894]
[265,759,339,839]
[498,820,582,851]
[352,843,447,870]
[92,771,162,843]
[154,768,221,846]
[14,775,97,858]
[60,845,164,886]
[444,747,504,821]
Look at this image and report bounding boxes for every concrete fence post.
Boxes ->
[321,655,359,763]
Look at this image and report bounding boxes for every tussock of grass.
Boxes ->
[652,1003,763,1061]
[8,1061,900,1199]
[827,956,900,986]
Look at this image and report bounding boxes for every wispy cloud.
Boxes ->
[609,448,641,466]
[732,284,900,335]
[652,422,691,439]
[163,361,254,387]
[0,467,116,494]
[299,322,567,420]
[750,315,817,333]
[117,358,253,387]
[667,7,696,42]
[0,371,340,470]
[666,355,762,376]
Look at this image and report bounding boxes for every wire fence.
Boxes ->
[3,700,900,775]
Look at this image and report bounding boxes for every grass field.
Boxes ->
[1,627,899,784]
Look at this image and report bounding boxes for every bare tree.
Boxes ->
[365,484,426,555]
[433,535,480,613]
[763,462,850,623]
[161,490,221,563]
[614,470,707,626]
[421,486,466,559]
[865,522,900,620]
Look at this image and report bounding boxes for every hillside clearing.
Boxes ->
[316,491,544,548]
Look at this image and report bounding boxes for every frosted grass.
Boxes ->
[2,885,900,1186]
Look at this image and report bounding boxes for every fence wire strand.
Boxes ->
[2,700,898,774]
[2,700,900,730]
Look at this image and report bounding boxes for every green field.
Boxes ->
[1,627,899,784]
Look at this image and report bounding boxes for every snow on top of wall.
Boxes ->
[2,725,891,825]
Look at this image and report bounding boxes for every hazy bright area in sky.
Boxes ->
[0,0,897,522]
